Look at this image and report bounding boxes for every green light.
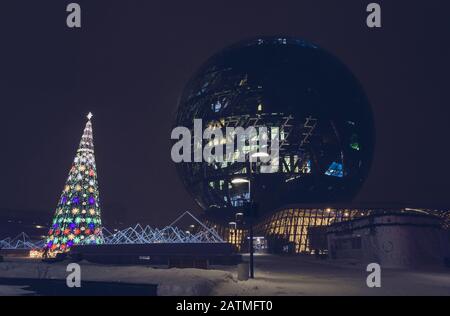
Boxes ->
[350,133,360,151]
[351,142,360,151]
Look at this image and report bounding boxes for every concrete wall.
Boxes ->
[327,214,449,268]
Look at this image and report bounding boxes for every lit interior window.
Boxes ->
[325,162,343,177]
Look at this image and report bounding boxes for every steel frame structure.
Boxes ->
[1,212,225,250]
[0,232,45,250]
[99,211,225,245]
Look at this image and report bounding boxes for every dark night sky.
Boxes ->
[0,1,449,227]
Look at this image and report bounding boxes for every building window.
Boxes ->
[325,162,343,177]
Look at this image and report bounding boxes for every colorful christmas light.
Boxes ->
[44,113,103,254]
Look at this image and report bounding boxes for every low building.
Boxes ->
[327,211,450,268]
[205,204,450,267]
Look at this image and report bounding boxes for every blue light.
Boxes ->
[325,162,343,178]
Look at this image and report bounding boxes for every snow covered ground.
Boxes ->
[0,285,34,296]
[0,255,449,296]
[213,254,450,296]
[0,258,233,296]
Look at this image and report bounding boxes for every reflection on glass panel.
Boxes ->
[325,162,344,178]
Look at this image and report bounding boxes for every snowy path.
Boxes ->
[0,256,449,296]
[213,254,450,296]
[0,258,234,296]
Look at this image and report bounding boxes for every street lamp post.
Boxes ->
[248,208,255,279]
[231,177,255,279]
[231,151,267,279]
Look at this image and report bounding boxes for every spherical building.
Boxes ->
[174,38,450,255]
[176,37,374,220]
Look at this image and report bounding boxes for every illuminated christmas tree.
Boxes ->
[45,112,103,253]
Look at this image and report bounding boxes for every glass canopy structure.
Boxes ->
[206,205,450,254]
